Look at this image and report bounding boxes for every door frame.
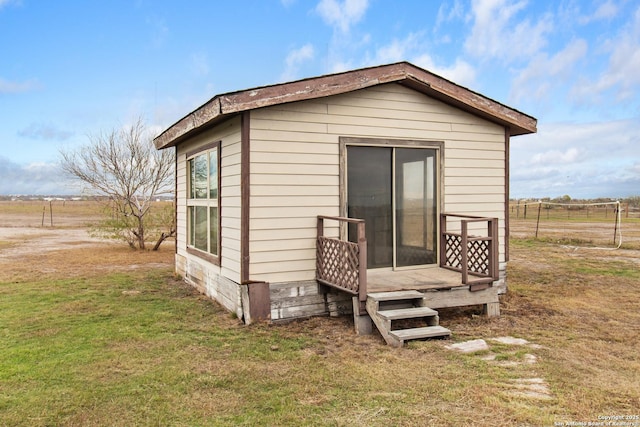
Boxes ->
[339,137,445,270]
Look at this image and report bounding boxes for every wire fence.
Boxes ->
[509,201,640,250]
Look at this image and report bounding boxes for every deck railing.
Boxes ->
[316,215,367,307]
[440,213,499,288]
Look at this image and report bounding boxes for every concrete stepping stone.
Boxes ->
[491,336,530,346]
[445,339,489,353]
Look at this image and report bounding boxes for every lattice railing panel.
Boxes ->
[316,236,360,293]
[467,239,490,276]
[443,233,491,277]
[443,233,462,270]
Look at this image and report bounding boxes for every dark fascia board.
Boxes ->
[154,62,537,150]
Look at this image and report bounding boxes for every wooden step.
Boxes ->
[367,290,424,302]
[389,326,451,342]
[367,291,451,347]
[377,306,438,321]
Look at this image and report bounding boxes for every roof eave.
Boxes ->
[154,65,409,150]
[154,62,537,149]
[153,97,224,150]
[399,77,537,136]
[401,71,538,136]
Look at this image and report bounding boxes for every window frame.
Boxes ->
[185,141,221,265]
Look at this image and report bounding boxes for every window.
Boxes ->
[187,142,220,260]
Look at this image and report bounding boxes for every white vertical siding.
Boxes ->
[248,83,507,283]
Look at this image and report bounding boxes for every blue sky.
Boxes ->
[1,0,639,198]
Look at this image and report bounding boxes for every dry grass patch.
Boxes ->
[0,240,14,250]
[499,239,640,415]
[0,200,104,228]
[0,241,173,283]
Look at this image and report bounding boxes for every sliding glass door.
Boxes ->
[347,146,393,268]
[347,145,438,269]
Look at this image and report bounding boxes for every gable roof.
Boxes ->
[154,61,537,150]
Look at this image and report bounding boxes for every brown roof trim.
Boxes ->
[154,62,537,149]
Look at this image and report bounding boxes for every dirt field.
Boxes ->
[0,200,174,282]
[510,216,640,251]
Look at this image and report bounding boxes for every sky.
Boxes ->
[1,0,639,199]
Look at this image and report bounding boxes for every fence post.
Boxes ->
[613,203,619,246]
[535,201,542,238]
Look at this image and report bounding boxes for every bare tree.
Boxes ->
[60,118,175,250]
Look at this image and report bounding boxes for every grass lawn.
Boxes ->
[1,236,639,425]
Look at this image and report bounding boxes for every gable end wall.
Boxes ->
[249,83,507,291]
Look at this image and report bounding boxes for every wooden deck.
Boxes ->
[367,267,465,293]
[366,267,500,315]
[316,215,502,318]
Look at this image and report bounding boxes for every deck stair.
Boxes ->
[366,290,451,347]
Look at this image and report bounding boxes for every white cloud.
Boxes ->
[371,32,422,64]
[147,16,169,48]
[530,147,581,165]
[190,52,210,76]
[571,6,640,104]
[465,0,553,63]
[280,43,315,81]
[286,44,315,67]
[314,0,370,74]
[413,54,476,87]
[0,0,19,9]
[510,38,588,103]
[511,119,640,198]
[316,0,369,33]
[324,29,371,74]
[327,60,353,74]
[598,7,640,98]
[0,157,78,195]
[351,31,477,87]
[578,0,619,24]
[435,0,464,31]
[593,0,618,20]
[18,123,74,141]
[0,77,38,94]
